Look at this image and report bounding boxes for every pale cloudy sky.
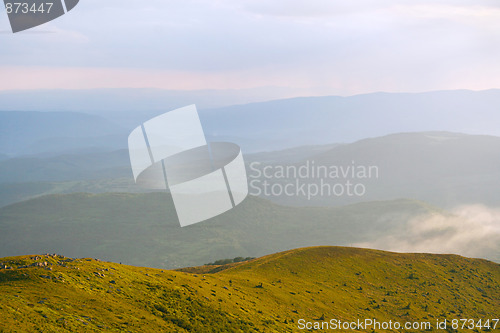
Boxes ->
[1,0,499,96]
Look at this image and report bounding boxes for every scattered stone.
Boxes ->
[30,262,51,268]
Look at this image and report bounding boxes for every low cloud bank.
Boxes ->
[356,205,500,262]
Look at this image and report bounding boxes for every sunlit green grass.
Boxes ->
[0,246,498,332]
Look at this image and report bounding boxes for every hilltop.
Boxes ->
[0,247,498,332]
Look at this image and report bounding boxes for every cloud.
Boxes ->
[1,0,500,95]
[239,0,500,20]
[355,205,500,262]
[0,66,320,91]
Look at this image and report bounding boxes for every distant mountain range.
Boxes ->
[0,247,498,332]
[0,111,126,156]
[0,149,132,183]
[0,144,337,184]
[0,131,499,209]
[253,131,500,207]
[0,87,297,116]
[2,89,500,155]
[200,89,500,152]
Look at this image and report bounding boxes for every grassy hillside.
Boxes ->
[0,192,439,268]
[0,247,498,332]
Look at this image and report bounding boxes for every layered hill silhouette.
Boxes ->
[200,89,500,152]
[0,247,498,332]
[2,89,500,156]
[1,192,498,268]
[257,132,500,207]
[0,111,126,156]
[0,149,132,184]
[1,132,499,210]
[0,192,440,268]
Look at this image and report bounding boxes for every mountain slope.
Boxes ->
[0,111,126,156]
[2,131,499,209]
[285,132,500,207]
[0,193,440,268]
[247,132,500,207]
[0,247,498,332]
[0,150,132,183]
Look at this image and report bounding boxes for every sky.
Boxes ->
[1,0,500,97]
